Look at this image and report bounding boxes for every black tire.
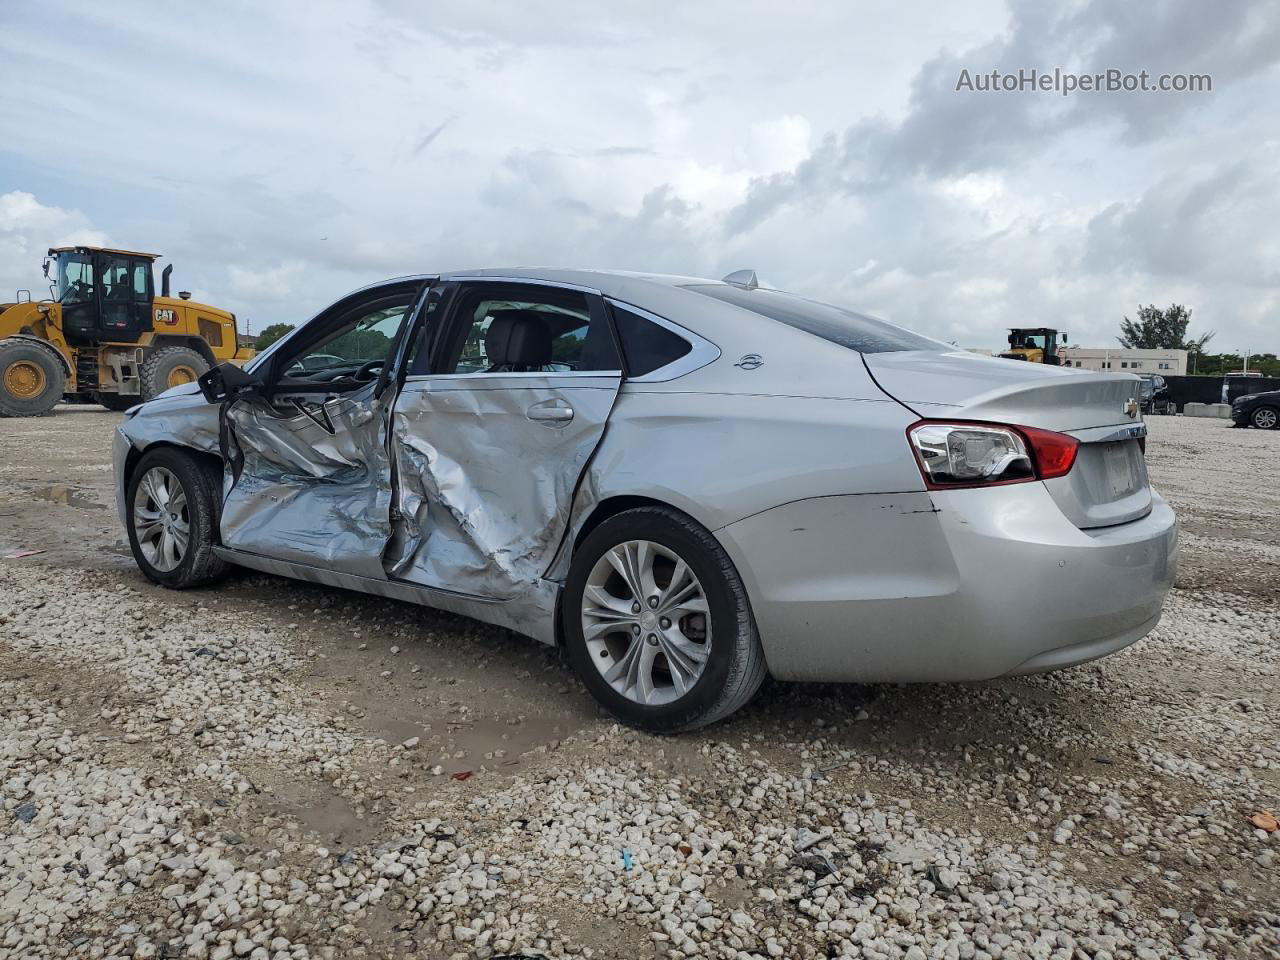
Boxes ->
[125,447,230,589]
[0,338,66,417]
[1250,406,1279,430]
[140,346,209,401]
[563,506,767,733]
[97,393,140,412]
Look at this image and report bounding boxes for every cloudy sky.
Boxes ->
[2,0,1277,352]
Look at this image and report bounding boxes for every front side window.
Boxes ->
[684,284,945,354]
[101,256,133,301]
[285,301,412,380]
[440,285,619,374]
[56,253,95,304]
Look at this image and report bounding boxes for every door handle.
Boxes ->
[526,399,574,423]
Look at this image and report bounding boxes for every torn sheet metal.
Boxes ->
[219,383,395,580]
[385,376,620,623]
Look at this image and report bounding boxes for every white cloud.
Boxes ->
[226,262,309,303]
[0,192,109,300]
[0,0,1276,353]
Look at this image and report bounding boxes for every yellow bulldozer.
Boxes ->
[0,245,252,416]
[998,327,1066,365]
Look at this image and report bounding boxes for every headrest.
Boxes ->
[485,310,552,369]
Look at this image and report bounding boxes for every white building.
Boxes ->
[1056,347,1188,375]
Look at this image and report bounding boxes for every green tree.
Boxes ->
[1117,304,1214,353]
[1191,352,1280,377]
[255,322,295,349]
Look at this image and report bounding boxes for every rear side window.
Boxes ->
[611,305,692,376]
[684,284,944,354]
[440,285,621,374]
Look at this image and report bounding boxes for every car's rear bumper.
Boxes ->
[715,484,1177,683]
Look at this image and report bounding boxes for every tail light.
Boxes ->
[907,420,1079,489]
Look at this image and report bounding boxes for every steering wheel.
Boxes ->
[353,359,384,381]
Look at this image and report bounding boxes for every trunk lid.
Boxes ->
[866,350,1150,528]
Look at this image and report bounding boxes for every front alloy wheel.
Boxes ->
[1252,406,1278,430]
[133,466,190,572]
[125,447,230,588]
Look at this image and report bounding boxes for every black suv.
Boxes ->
[1231,389,1280,429]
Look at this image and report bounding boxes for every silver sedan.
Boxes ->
[113,269,1177,731]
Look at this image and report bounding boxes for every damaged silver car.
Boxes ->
[114,269,1177,731]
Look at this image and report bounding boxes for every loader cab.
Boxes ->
[1000,327,1064,365]
[48,246,156,345]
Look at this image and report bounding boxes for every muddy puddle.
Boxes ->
[31,484,107,510]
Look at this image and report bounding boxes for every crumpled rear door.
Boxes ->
[219,381,396,579]
[385,373,621,598]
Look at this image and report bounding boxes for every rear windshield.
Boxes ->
[684,284,946,354]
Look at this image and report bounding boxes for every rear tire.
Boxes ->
[140,346,209,401]
[0,339,65,417]
[1251,406,1279,430]
[563,506,767,733]
[125,447,230,589]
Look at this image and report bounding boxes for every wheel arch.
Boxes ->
[123,439,224,501]
[1,334,73,377]
[570,494,690,552]
[150,335,217,367]
[551,492,733,649]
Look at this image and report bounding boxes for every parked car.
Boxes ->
[1138,374,1173,415]
[1231,389,1280,429]
[113,269,1177,731]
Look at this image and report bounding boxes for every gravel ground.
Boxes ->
[1,409,1277,960]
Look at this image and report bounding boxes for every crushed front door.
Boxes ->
[217,282,426,579]
[219,382,398,579]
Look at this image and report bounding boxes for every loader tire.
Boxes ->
[0,338,65,417]
[140,346,209,401]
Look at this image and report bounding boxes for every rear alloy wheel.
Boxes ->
[0,339,65,417]
[139,346,210,401]
[1251,406,1279,430]
[564,506,767,732]
[583,539,712,705]
[125,448,229,588]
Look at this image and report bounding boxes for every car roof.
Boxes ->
[344,268,729,302]
[438,267,726,295]
[358,268,750,333]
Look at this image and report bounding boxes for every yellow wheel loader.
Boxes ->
[999,327,1066,365]
[0,246,253,416]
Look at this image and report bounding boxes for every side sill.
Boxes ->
[211,547,558,646]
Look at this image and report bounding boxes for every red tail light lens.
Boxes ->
[1018,425,1079,479]
[907,421,1079,489]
